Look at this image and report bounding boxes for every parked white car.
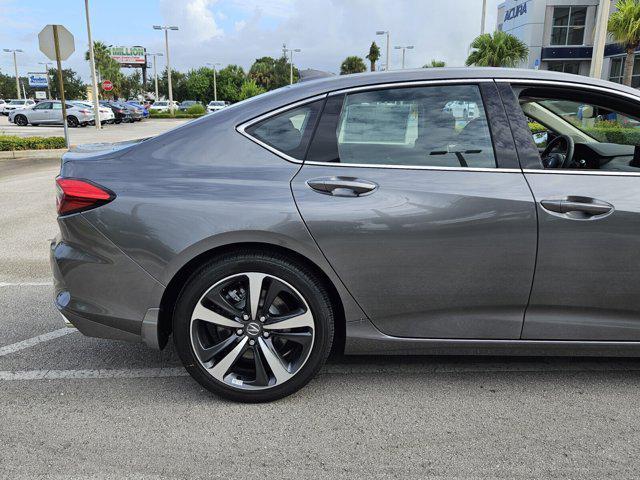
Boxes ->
[149,101,179,113]
[0,99,6,113]
[2,98,36,116]
[207,100,229,113]
[9,100,94,127]
[72,101,115,124]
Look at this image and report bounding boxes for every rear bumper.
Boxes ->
[50,214,165,347]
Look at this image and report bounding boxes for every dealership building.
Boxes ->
[497,0,639,87]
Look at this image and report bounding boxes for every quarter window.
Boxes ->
[550,6,587,45]
[307,85,496,168]
[245,100,323,159]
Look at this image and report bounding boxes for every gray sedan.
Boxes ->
[10,100,94,127]
[50,67,640,402]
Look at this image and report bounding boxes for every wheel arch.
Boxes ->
[156,242,346,355]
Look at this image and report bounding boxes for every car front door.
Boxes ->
[499,81,640,340]
[284,82,537,339]
[29,101,51,123]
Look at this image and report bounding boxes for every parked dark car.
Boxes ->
[126,101,149,119]
[179,100,203,112]
[51,68,640,402]
[99,101,133,124]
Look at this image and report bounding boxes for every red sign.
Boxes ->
[102,80,113,91]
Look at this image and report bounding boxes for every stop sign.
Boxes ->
[38,25,75,61]
[102,80,113,91]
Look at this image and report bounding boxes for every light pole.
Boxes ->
[206,62,221,101]
[38,62,52,99]
[153,25,179,114]
[394,45,414,69]
[3,49,23,99]
[376,31,390,71]
[85,0,101,130]
[283,48,301,84]
[480,0,487,35]
[149,53,163,100]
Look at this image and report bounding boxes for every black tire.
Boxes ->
[173,251,335,402]
[14,115,28,126]
[114,119,122,124]
[67,116,79,128]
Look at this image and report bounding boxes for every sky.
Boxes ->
[0,0,502,82]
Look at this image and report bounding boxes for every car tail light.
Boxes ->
[55,177,115,215]
[78,109,91,114]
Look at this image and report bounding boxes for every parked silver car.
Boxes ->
[51,67,640,402]
[9,100,94,127]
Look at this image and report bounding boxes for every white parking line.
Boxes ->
[0,367,187,381]
[0,281,53,287]
[0,328,76,357]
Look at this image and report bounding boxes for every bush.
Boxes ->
[528,122,547,134]
[0,135,66,151]
[148,110,204,119]
[186,104,206,115]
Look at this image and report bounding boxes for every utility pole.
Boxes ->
[590,0,612,79]
[3,49,23,99]
[206,62,221,101]
[84,0,101,130]
[481,0,487,35]
[150,53,163,100]
[376,31,390,70]
[394,45,414,69]
[153,25,179,114]
[283,48,301,84]
[38,62,52,98]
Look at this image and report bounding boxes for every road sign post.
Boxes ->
[39,24,74,149]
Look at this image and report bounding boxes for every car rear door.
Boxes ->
[498,81,640,341]
[285,81,537,339]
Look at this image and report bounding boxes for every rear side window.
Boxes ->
[307,85,496,168]
[245,100,324,159]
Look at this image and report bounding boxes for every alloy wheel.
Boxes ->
[190,272,315,390]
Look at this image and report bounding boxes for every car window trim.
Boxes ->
[501,79,640,176]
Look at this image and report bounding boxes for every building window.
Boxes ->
[609,56,640,88]
[550,6,587,45]
[546,61,581,75]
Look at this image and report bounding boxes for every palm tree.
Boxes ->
[340,56,367,75]
[423,59,446,68]
[366,42,381,71]
[608,0,640,86]
[465,31,529,67]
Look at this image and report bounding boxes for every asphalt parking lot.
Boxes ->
[3,157,640,479]
[0,114,189,143]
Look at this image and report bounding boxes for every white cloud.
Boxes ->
[159,0,223,42]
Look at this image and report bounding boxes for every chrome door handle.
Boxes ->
[307,177,378,197]
[541,197,614,217]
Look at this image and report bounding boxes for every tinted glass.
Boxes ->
[567,26,585,45]
[308,85,496,168]
[552,7,570,26]
[33,102,51,110]
[246,100,323,159]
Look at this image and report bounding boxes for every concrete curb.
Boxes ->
[0,148,67,161]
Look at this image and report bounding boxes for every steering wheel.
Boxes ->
[541,134,575,169]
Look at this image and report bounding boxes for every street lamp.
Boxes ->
[376,31,390,71]
[283,47,301,84]
[153,25,179,114]
[38,62,52,99]
[149,52,163,100]
[3,49,23,99]
[394,45,414,69]
[206,62,222,101]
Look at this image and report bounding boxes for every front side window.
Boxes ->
[550,6,587,45]
[245,100,323,159]
[33,102,51,110]
[307,85,496,169]
[520,89,640,172]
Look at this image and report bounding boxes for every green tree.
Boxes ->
[340,56,367,75]
[185,67,211,101]
[608,0,640,86]
[248,56,298,90]
[85,41,123,98]
[423,59,446,68]
[239,79,266,100]
[465,31,529,67]
[366,42,381,71]
[119,71,142,100]
[215,64,246,103]
[48,68,87,100]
